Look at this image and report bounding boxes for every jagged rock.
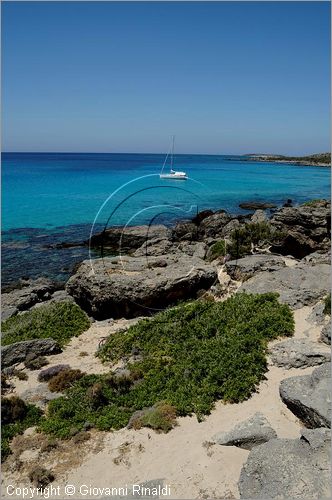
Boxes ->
[1,278,60,320]
[66,254,217,320]
[1,339,62,368]
[270,201,331,258]
[308,301,326,326]
[239,201,277,210]
[239,428,331,499]
[192,209,214,225]
[279,363,331,428]
[251,210,267,224]
[171,221,198,241]
[198,211,231,238]
[303,250,331,265]
[238,260,330,309]
[212,412,277,450]
[269,339,330,368]
[225,254,285,281]
[134,238,175,257]
[89,224,170,254]
[321,320,331,345]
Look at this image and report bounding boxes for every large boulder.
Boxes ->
[171,221,198,241]
[270,201,331,258]
[239,428,331,499]
[89,224,170,254]
[66,254,217,320]
[269,339,331,368]
[238,260,330,309]
[1,338,62,368]
[1,278,60,321]
[212,413,277,450]
[225,254,285,281]
[279,363,331,428]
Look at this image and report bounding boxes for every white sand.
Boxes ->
[2,304,327,499]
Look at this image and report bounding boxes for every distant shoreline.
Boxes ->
[245,153,331,168]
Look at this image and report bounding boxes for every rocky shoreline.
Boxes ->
[1,199,331,499]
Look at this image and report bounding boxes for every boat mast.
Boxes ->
[170,135,175,172]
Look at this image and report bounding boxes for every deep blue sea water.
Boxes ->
[2,152,330,286]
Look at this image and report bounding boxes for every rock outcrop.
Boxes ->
[279,363,331,428]
[1,278,62,321]
[66,254,217,319]
[225,254,285,281]
[321,320,331,345]
[212,413,277,450]
[1,339,62,368]
[239,428,331,499]
[269,339,331,368]
[89,224,171,254]
[270,200,331,258]
[238,260,330,309]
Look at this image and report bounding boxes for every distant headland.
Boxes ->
[245,152,331,167]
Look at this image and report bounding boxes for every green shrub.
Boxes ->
[302,199,324,207]
[207,240,227,261]
[39,293,294,438]
[229,222,284,259]
[1,398,42,462]
[132,402,177,433]
[324,294,331,315]
[1,301,90,347]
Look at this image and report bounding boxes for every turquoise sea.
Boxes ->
[2,152,330,286]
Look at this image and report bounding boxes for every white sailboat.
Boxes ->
[160,136,188,180]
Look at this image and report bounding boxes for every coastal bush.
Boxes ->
[48,369,84,392]
[39,293,294,438]
[324,294,331,315]
[1,301,90,347]
[207,240,226,261]
[1,397,42,462]
[229,222,284,259]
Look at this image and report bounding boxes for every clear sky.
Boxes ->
[2,1,330,155]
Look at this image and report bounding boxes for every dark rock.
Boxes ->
[239,260,330,309]
[269,339,330,368]
[66,254,217,319]
[225,254,285,281]
[279,363,331,428]
[171,221,198,241]
[1,339,62,368]
[239,428,331,499]
[89,224,170,254]
[283,198,293,207]
[321,320,331,345]
[270,201,331,258]
[239,201,277,210]
[198,211,232,238]
[192,209,214,225]
[212,412,277,450]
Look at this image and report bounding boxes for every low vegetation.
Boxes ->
[228,222,284,259]
[207,240,227,261]
[39,293,294,438]
[324,293,331,315]
[48,369,84,392]
[2,397,43,462]
[1,301,90,347]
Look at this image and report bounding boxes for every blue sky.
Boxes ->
[2,1,330,155]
